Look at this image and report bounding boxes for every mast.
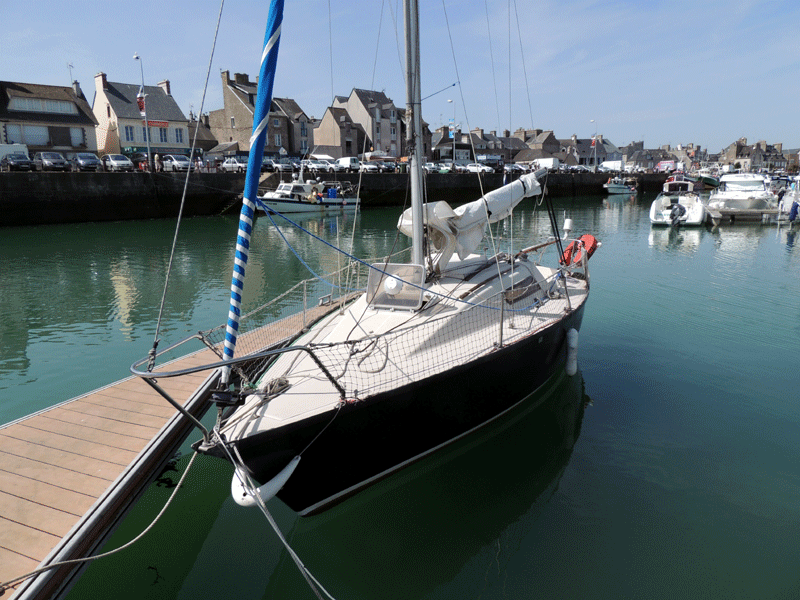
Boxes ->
[221,0,284,384]
[404,0,425,268]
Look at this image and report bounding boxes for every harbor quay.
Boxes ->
[0,171,669,227]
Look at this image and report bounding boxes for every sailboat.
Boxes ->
[133,0,598,516]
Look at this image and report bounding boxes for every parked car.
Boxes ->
[70,152,102,172]
[221,156,248,172]
[503,163,525,174]
[335,157,361,172]
[380,161,397,173]
[101,154,134,172]
[261,158,276,172]
[1,153,32,171]
[33,152,70,171]
[273,160,293,173]
[360,162,380,173]
[466,163,493,174]
[161,154,193,172]
[423,162,437,173]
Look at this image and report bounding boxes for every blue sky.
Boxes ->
[3,0,799,153]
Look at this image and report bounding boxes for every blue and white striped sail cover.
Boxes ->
[223,0,284,371]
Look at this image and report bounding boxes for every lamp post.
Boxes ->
[133,53,152,171]
[448,99,456,168]
[590,119,597,172]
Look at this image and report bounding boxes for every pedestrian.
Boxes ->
[154,153,161,172]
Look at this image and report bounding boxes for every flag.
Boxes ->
[136,86,146,117]
[591,136,595,147]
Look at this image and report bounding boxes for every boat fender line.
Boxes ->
[232,455,301,507]
[565,328,579,376]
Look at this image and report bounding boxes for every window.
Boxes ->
[230,117,235,128]
[5,124,22,143]
[21,125,49,145]
[391,126,396,139]
[376,123,380,135]
[8,97,78,115]
[124,126,135,142]
[300,121,307,136]
[70,127,83,147]
[107,106,111,118]
[159,128,168,143]
[175,128,184,144]
[274,133,281,147]
[300,139,308,153]
[142,127,149,143]
[274,118,280,127]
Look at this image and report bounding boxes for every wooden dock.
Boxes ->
[0,349,218,599]
[0,296,354,600]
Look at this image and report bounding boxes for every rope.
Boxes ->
[147,0,227,371]
[214,430,338,600]
[0,452,199,594]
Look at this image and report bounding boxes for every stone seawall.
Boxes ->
[1,171,667,227]
[0,172,246,227]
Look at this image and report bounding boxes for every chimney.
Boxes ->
[503,129,510,138]
[234,73,250,84]
[158,79,171,96]
[72,80,83,99]
[203,113,209,127]
[95,72,108,91]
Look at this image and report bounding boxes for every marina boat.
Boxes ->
[259,179,358,213]
[649,177,707,226]
[133,0,598,518]
[603,176,637,195]
[707,173,775,210]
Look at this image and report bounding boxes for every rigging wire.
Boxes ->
[512,0,535,128]
[147,0,227,371]
[484,0,503,132]
[440,0,505,283]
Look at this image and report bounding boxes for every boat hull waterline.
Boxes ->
[203,302,585,515]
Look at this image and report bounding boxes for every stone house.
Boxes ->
[559,134,607,168]
[207,71,312,159]
[332,89,402,157]
[720,137,786,172]
[313,106,367,159]
[92,72,188,158]
[0,79,98,156]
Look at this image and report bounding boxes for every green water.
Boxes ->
[2,194,800,599]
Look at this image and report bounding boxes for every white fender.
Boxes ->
[231,455,301,507]
[565,328,579,376]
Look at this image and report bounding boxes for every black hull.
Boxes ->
[211,304,585,514]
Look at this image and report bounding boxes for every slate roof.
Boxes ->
[0,80,97,126]
[272,97,306,120]
[104,81,187,121]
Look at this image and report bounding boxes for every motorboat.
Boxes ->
[650,177,706,226]
[259,179,358,213]
[707,173,775,210]
[603,176,637,195]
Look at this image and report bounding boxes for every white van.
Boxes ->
[0,143,29,162]
[335,157,361,172]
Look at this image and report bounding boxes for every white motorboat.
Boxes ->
[649,180,706,227]
[259,179,358,213]
[603,176,637,195]
[133,0,599,520]
[707,173,776,210]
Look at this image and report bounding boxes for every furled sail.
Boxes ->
[397,171,543,272]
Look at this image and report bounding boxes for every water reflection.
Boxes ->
[264,370,590,599]
[648,226,704,254]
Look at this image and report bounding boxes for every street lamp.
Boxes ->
[448,99,456,168]
[133,52,152,171]
[590,119,597,172]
